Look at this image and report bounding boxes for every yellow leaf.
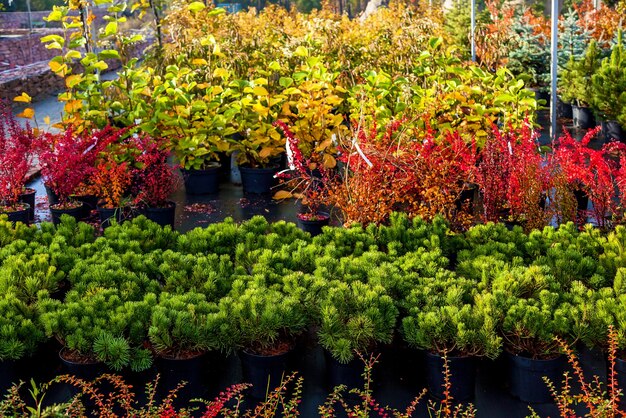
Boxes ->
[17,108,35,119]
[65,74,83,88]
[64,100,83,113]
[49,60,68,76]
[13,92,32,103]
[259,147,272,158]
[273,190,293,200]
[253,86,269,96]
[192,58,207,66]
[322,154,336,169]
[44,116,51,125]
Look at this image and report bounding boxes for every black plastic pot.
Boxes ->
[572,105,596,130]
[296,213,330,236]
[59,348,104,381]
[3,204,30,224]
[601,120,625,142]
[19,188,35,221]
[240,349,291,399]
[506,352,565,403]
[0,360,16,392]
[324,349,365,390]
[182,166,220,195]
[50,202,84,226]
[616,357,626,407]
[574,189,589,214]
[73,194,98,219]
[425,351,476,401]
[44,184,59,206]
[558,98,573,119]
[97,206,123,229]
[155,352,208,402]
[142,201,176,229]
[239,166,278,194]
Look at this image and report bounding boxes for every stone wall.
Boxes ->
[0,9,109,30]
[0,62,65,103]
[0,30,62,71]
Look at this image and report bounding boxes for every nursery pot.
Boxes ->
[45,184,59,206]
[424,351,476,401]
[506,352,565,403]
[0,360,16,392]
[324,349,365,390]
[96,206,123,229]
[142,201,176,229]
[616,357,626,407]
[239,348,291,399]
[50,201,84,226]
[573,189,589,214]
[239,166,278,195]
[155,352,207,401]
[73,194,98,219]
[19,188,35,221]
[600,120,625,142]
[572,105,596,130]
[296,213,330,236]
[2,204,30,224]
[558,98,573,119]
[59,348,104,381]
[181,166,220,195]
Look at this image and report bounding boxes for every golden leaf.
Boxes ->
[322,154,336,169]
[273,190,293,200]
[17,108,35,119]
[13,92,32,103]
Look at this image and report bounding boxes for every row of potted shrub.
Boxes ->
[559,30,626,139]
[0,214,625,405]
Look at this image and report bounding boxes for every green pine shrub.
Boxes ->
[218,278,309,355]
[402,278,501,358]
[559,40,602,107]
[591,30,626,123]
[0,254,65,304]
[39,288,154,371]
[103,216,179,253]
[317,281,398,364]
[148,291,223,358]
[0,293,45,361]
[506,14,550,92]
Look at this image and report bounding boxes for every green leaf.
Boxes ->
[188,1,206,12]
[99,49,120,60]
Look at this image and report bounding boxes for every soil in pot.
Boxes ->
[50,201,84,226]
[182,165,220,195]
[155,351,208,404]
[572,105,596,130]
[142,201,176,229]
[59,348,106,412]
[296,212,330,236]
[239,166,279,195]
[506,352,565,403]
[425,351,476,401]
[19,188,36,221]
[240,343,292,399]
[1,203,30,224]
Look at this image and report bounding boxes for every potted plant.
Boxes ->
[157,65,238,195]
[591,30,626,142]
[273,120,332,235]
[148,291,223,396]
[130,134,180,229]
[317,280,398,388]
[559,40,602,129]
[233,79,286,194]
[0,293,46,390]
[88,152,133,228]
[37,127,122,225]
[492,265,579,403]
[39,288,154,377]
[0,101,37,224]
[402,277,501,401]
[218,279,308,399]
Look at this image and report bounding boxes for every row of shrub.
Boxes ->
[1,213,625,374]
